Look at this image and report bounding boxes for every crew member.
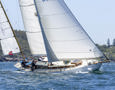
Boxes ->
[31,60,36,71]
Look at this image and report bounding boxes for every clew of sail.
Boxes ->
[34,0,104,62]
[0,2,20,55]
[19,0,46,56]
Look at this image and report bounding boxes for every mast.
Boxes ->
[0,1,25,60]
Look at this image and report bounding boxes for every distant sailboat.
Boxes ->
[15,0,110,72]
[0,1,22,57]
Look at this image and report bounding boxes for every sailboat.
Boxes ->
[0,1,24,59]
[16,0,110,72]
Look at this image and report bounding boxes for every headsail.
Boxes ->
[19,0,46,56]
[34,0,103,62]
[0,2,20,55]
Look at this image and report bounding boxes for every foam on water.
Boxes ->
[13,71,26,74]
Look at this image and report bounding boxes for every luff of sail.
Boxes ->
[0,2,20,55]
[34,0,103,62]
[19,0,46,56]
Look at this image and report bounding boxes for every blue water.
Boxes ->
[0,62,115,90]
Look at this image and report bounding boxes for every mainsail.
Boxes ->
[19,0,46,56]
[0,2,20,55]
[34,0,103,62]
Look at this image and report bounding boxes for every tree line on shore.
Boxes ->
[0,30,115,60]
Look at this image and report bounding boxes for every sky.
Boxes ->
[1,0,115,45]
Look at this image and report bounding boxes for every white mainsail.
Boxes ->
[19,0,46,56]
[0,3,20,55]
[34,0,103,62]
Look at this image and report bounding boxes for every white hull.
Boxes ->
[34,64,101,73]
[14,60,102,73]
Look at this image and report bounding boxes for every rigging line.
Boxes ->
[0,1,26,60]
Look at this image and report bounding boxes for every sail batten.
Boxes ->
[20,4,34,7]
[19,0,46,56]
[34,0,103,62]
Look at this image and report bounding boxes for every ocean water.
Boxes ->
[0,62,115,90]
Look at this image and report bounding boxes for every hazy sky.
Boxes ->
[1,0,115,45]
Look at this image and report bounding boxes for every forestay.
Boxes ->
[34,0,103,62]
[19,0,46,56]
[0,3,20,55]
